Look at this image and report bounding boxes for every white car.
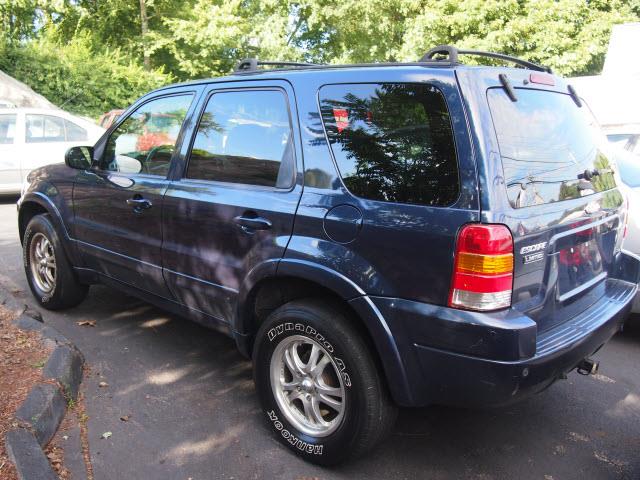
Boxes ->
[613,147,640,312]
[607,133,640,158]
[0,108,104,194]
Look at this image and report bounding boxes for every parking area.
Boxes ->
[0,197,639,480]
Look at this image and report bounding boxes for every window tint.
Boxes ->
[319,83,459,206]
[488,88,617,208]
[0,114,16,144]
[26,115,66,143]
[64,119,88,141]
[102,95,193,176]
[187,90,293,188]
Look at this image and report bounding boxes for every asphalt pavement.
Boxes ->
[0,197,638,480]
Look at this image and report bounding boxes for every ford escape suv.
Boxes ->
[17,45,640,465]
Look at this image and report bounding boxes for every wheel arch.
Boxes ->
[18,193,78,266]
[234,259,414,405]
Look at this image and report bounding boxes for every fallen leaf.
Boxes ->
[120,415,131,422]
[77,320,96,327]
[98,381,109,388]
[101,431,112,439]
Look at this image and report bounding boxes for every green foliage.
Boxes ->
[392,0,640,75]
[1,0,640,117]
[0,0,39,41]
[0,33,171,118]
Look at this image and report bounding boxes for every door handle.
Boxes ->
[234,215,272,232]
[126,196,152,213]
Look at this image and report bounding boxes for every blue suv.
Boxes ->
[17,46,640,464]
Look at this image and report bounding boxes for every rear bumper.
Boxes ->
[622,250,640,313]
[353,252,639,408]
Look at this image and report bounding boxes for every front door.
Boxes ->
[0,112,21,192]
[162,82,303,322]
[73,92,198,297]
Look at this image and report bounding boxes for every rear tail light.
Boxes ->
[449,224,514,311]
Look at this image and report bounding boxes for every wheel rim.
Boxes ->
[270,334,346,437]
[29,233,56,294]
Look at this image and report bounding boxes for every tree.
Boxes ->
[301,0,640,76]
[2,0,640,117]
[161,0,302,78]
[0,33,171,117]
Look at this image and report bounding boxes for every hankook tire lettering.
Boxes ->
[268,410,324,455]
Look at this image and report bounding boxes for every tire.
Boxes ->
[23,214,88,310]
[253,298,397,465]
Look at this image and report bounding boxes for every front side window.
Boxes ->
[0,114,16,144]
[26,115,66,143]
[319,83,459,207]
[186,90,294,188]
[102,94,193,176]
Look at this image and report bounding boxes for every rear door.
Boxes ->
[471,73,625,332]
[73,91,200,296]
[162,80,303,323]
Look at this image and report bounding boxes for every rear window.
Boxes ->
[488,88,616,208]
[320,83,459,207]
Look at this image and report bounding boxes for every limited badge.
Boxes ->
[333,108,349,133]
[523,252,544,265]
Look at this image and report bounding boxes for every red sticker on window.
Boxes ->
[333,108,349,133]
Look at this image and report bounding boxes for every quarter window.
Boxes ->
[0,114,16,144]
[319,83,459,207]
[102,94,193,176]
[64,119,88,141]
[187,90,294,188]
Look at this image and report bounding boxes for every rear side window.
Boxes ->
[26,115,66,143]
[187,90,294,188]
[0,114,16,144]
[319,83,459,206]
[488,88,617,208]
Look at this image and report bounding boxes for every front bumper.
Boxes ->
[355,252,639,408]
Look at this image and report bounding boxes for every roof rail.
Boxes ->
[420,45,552,73]
[235,58,320,73]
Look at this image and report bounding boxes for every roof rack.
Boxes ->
[235,58,320,73]
[420,45,552,73]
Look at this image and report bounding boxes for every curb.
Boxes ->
[3,296,85,479]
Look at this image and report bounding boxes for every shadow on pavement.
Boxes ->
[49,284,639,479]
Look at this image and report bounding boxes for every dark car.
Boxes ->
[17,45,640,465]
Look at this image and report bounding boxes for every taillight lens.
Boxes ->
[449,224,514,311]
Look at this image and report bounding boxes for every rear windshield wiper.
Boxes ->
[578,168,612,180]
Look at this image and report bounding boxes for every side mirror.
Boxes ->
[65,146,93,170]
